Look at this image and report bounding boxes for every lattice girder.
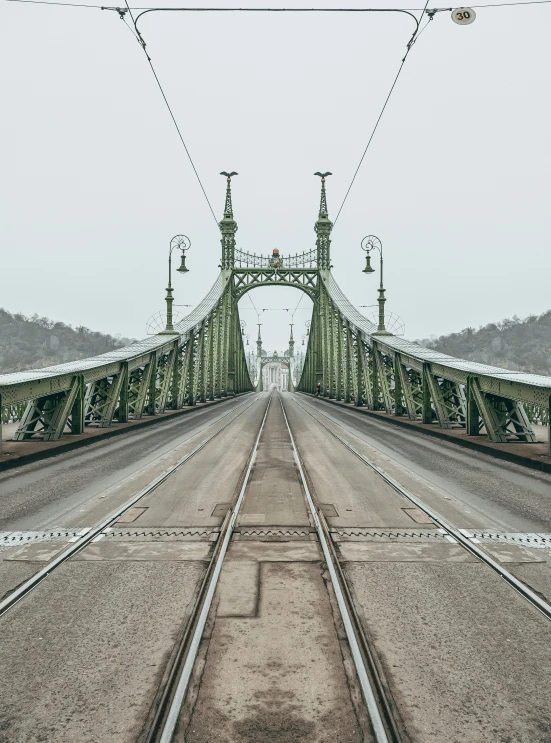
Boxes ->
[232,268,318,301]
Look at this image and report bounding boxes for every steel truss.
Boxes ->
[1,176,550,455]
[297,278,549,451]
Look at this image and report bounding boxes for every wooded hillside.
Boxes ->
[416,311,551,377]
[0,309,135,374]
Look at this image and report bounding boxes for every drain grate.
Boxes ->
[235,527,315,541]
[0,527,219,548]
[0,529,89,547]
[459,530,551,549]
[104,528,216,541]
[332,529,447,543]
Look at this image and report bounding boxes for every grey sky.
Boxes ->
[2,0,550,353]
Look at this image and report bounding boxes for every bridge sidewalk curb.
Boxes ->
[304,394,551,475]
[0,393,252,474]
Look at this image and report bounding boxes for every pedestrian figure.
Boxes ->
[314,384,321,397]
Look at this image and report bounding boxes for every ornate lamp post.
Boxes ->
[361,235,388,334]
[162,234,190,334]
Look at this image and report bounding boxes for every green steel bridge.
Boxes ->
[1,175,550,454]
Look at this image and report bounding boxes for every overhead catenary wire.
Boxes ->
[118,0,219,226]
[247,292,261,320]
[7,0,549,224]
[333,0,432,225]
[6,0,551,7]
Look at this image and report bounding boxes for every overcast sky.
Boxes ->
[2,0,550,353]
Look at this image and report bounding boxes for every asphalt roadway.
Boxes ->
[0,391,550,742]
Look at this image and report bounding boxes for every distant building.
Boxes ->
[262,351,289,390]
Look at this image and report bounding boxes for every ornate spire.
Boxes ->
[314,172,333,270]
[219,172,238,269]
[257,323,262,345]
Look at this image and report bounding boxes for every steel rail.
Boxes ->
[0,393,261,618]
[278,394,391,743]
[294,394,551,621]
[157,394,272,743]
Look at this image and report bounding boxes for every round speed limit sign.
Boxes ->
[452,7,476,24]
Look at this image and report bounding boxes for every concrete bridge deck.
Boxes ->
[0,392,550,742]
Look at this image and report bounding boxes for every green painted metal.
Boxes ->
[1,173,550,454]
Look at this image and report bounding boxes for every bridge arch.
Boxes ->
[1,174,549,457]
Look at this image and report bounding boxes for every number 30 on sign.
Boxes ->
[452,7,476,24]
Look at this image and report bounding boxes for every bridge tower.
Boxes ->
[2,173,548,455]
[256,324,263,391]
[315,174,333,272]
[288,324,295,391]
[220,173,238,271]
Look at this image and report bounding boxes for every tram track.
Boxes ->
[0,393,262,618]
[145,391,551,743]
[1,390,549,741]
[279,393,405,743]
[293,393,551,622]
[143,390,405,743]
[141,393,273,743]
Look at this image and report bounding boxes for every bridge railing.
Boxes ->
[0,273,254,451]
[234,248,318,269]
[297,274,551,454]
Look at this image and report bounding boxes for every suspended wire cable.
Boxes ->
[119,12,141,40]
[7,0,551,7]
[290,292,304,320]
[117,0,219,225]
[6,0,103,6]
[333,59,411,224]
[442,0,551,5]
[7,0,549,225]
[247,293,261,320]
[333,0,432,225]
[409,12,433,43]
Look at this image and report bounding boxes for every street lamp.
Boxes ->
[162,234,190,334]
[361,235,388,334]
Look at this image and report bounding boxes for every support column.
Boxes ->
[70,375,85,433]
[216,303,223,397]
[424,367,451,428]
[466,376,479,435]
[100,370,126,427]
[146,353,157,416]
[393,355,403,416]
[397,362,417,420]
[197,321,207,403]
[318,295,326,395]
[118,363,129,422]
[371,343,380,410]
[335,312,343,400]
[193,325,205,404]
[222,292,232,396]
[355,336,363,406]
[169,344,180,410]
[181,333,195,406]
[208,315,215,400]
[343,323,352,404]
[422,363,433,424]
